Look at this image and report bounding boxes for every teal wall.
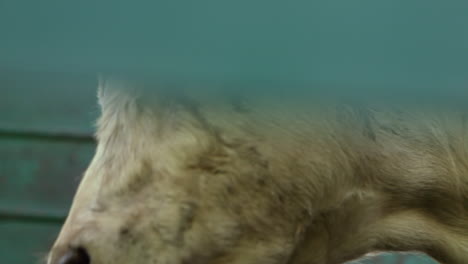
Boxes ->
[0,73,97,264]
[1,0,467,94]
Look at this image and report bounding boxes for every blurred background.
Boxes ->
[1,0,467,263]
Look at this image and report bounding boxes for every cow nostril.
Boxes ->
[57,247,90,264]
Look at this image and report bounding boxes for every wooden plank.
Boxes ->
[0,69,98,135]
[0,137,95,217]
[348,253,438,264]
[0,221,61,264]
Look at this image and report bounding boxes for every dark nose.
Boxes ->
[56,247,90,264]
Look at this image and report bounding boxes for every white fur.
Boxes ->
[48,80,468,264]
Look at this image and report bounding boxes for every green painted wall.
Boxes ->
[1,0,467,96]
[0,73,97,264]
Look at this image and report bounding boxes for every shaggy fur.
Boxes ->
[48,79,468,264]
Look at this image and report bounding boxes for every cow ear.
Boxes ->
[96,74,131,111]
[97,74,109,110]
[97,73,118,111]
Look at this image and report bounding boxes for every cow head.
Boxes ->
[47,79,305,264]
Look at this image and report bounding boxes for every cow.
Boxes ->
[47,78,468,264]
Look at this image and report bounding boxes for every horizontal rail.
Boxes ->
[0,210,66,224]
[0,129,95,143]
